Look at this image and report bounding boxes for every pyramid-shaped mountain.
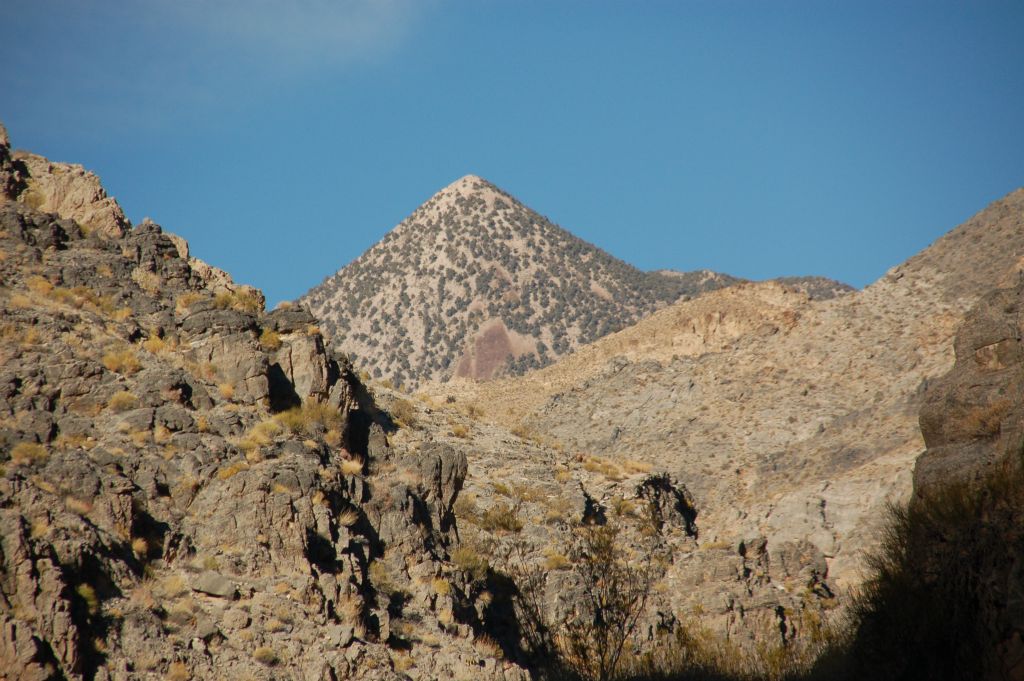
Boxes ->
[301,175,744,386]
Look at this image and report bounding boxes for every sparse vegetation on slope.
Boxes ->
[301,175,740,387]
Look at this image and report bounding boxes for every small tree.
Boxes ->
[558,524,658,681]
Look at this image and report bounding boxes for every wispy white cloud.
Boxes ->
[1,0,427,133]
[156,0,421,67]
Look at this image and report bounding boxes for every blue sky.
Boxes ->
[2,1,1023,306]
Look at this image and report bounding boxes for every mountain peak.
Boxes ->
[301,178,739,387]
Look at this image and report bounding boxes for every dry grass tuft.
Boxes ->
[961,399,1012,438]
[76,583,100,615]
[259,328,282,350]
[431,577,451,596]
[175,292,203,313]
[131,268,162,293]
[142,335,166,354]
[338,507,360,527]
[474,634,505,660]
[165,661,190,681]
[108,391,138,413]
[214,289,264,315]
[276,402,344,436]
[451,545,489,581]
[102,347,141,375]
[341,458,364,476]
[10,442,48,466]
[252,646,278,666]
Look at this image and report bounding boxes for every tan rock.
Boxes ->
[13,151,128,238]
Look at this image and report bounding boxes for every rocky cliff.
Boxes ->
[0,129,534,680]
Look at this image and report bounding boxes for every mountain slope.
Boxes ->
[440,187,1024,595]
[301,175,743,387]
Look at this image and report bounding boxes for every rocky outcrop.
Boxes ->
[0,131,532,681]
[0,123,27,202]
[916,279,1024,492]
[12,151,128,239]
[846,279,1024,681]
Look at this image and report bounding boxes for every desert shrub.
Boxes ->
[236,418,282,453]
[259,328,282,351]
[391,398,417,428]
[102,347,141,375]
[142,335,166,354]
[165,661,190,681]
[340,458,364,476]
[175,292,203,312]
[252,646,278,666]
[214,289,264,314]
[842,466,1024,681]
[276,402,344,436]
[337,507,360,527]
[10,442,47,466]
[451,545,489,582]
[478,501,524,534]
[559,524,660,681]
[76,583,100,615]
[960,399,1012,438]
[108,390,138,412]
[368,560,397,596]
[542,549,571,571]
[131,268,161,293]
[217,383,235,401]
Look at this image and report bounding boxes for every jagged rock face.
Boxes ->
[0,124,27,202]
[0,133,532,681]
[301,175,741,387]
[12,152,129,239]
[916,280,1024,492]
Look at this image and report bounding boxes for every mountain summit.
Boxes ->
[301,175,741,386]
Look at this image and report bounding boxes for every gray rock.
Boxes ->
[192,571,237,598]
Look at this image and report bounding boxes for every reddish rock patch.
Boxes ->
[455,320,515,380]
